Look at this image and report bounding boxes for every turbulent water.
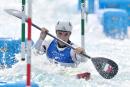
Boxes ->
[0,0,130,87]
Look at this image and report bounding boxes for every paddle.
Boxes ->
[5,9,118,79]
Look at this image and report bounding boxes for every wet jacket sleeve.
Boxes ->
[34,39,52,54]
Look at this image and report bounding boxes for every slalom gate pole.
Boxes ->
[26,0,32,87]
[21,0,26,61]
[81,0,85,48]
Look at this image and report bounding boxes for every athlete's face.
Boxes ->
[56,30,71,42]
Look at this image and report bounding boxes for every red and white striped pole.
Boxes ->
[27,0,32,87]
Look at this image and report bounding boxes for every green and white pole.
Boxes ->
[21,0,26,61]
[81,0,85,48]
[26,0,32,87]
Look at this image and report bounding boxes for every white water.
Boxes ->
[0,0,130,87]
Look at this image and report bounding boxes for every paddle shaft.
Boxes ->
[5,9,91,59]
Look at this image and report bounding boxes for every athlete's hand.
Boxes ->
[40,27,48,40]
[74,47,85,54]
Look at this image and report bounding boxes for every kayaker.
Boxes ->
[34,21,87,67]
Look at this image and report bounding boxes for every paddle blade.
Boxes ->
[4,9,28,21]
[91,57,118,79]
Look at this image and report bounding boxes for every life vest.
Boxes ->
[47,39,74,63]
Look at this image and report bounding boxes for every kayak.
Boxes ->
[56,68,91,80]
[76,72,91,80]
